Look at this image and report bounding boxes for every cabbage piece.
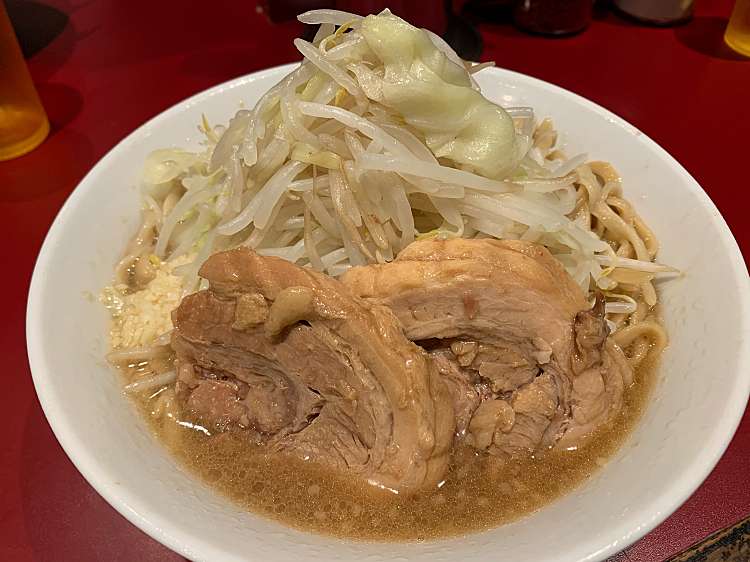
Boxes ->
[142,149,202,185]
[359,12,521,179]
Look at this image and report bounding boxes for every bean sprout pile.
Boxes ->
[108,8,672,379]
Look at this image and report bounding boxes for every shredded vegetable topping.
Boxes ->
[126,9,673,335]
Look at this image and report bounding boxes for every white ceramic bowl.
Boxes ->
[27,64,750,562]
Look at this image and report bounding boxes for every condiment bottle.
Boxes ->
[613,0,694,25]
[513,0,594,36]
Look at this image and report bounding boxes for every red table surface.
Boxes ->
[1,1,749,561]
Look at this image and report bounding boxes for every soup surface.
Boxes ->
[129,355,657,541]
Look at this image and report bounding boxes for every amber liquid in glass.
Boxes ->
[0,2,49,161]
[726,0,750,57]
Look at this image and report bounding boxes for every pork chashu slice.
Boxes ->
[341,238,633,457]
[171,248,455,495]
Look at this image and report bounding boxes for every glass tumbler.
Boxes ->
[725,0,750,57]
[0,1,49,161]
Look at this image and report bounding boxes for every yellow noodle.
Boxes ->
[606,196,635,224]
[576,165,603,206]
[589,161,621,188]
[632,301,649,324]
[126,210,157,256]
[613,321,667,352]
[627,338,652,369]
[608,196,659,259]
[633,213,659,259]
[616,239,634,258]
[573,161,665,363]
[640,281,657,307]
[592,200,650,261]
[115,211,158,285]
[594,218,606,238]
[608,312,629,330]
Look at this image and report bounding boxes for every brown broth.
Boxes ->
[127,353,658,541]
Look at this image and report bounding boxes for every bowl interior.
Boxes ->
[27,65,750,562]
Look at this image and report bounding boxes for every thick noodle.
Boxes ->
[570,160,668,367]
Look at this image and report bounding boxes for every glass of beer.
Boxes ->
[0,1,50,161]
[726,0,750,57]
